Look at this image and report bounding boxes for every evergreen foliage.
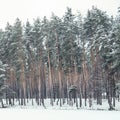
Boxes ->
[0,7,119,110]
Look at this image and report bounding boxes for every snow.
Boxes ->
[0,99,120,120]
[0,74,5,78]
[0,109,120,120]
[1,98,120,111]
[0,68,5,72]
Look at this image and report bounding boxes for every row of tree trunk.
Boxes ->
[2,46,118,110]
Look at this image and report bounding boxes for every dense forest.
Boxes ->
[0,7,120,110]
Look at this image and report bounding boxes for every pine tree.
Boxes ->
[9,18,26,105]
[83,6,112,107]
[0,60,6,108]
[32,18,46,106]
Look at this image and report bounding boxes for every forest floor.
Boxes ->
[0,99,120,120]
[2,98,120,111]
[0,109,120,120]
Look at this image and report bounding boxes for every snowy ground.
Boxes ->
[1,109,120,120]
[2,98,120,111]
[1,99,120,120]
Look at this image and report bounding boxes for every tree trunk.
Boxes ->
[0,99,4,108]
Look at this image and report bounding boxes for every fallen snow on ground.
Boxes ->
[1,99,120,120]
[1,109,120,120]
[2,98,120,111]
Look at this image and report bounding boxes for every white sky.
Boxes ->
[0,0,120,29]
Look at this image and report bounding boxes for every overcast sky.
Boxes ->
[0,0,120,29]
